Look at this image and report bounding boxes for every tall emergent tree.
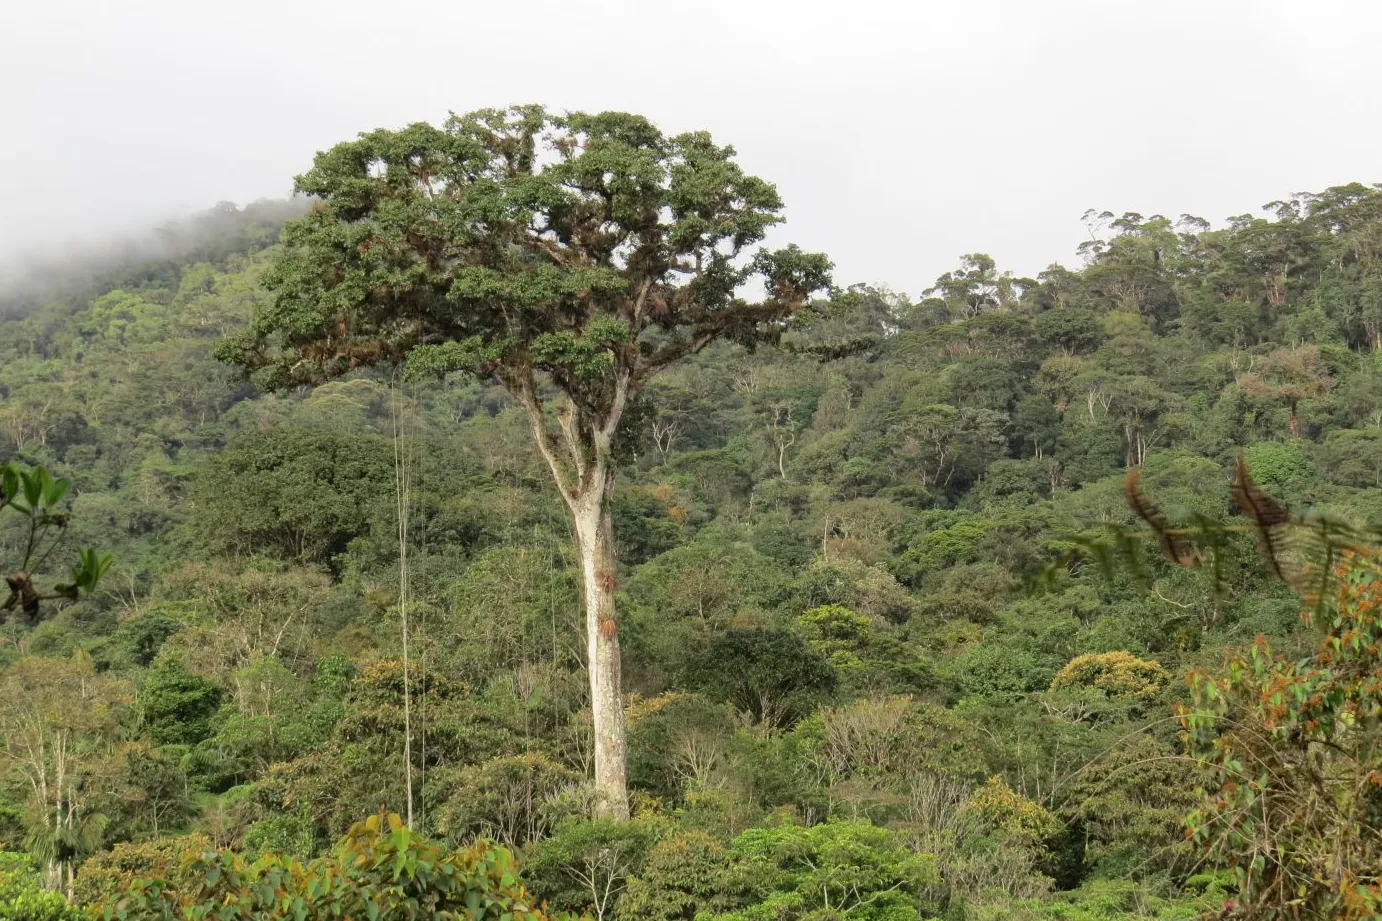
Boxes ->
[218,106,832,818]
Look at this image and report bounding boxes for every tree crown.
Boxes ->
[219,106,832,430]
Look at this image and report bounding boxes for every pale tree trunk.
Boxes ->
[513,371,631,820]
[571,472,630,820]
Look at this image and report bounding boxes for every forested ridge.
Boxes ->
[4,141,1382,920]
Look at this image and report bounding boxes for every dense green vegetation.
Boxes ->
[3,115,1382,918]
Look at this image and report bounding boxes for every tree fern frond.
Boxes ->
[1125,469,1194,566]
[1230,457,1291,582]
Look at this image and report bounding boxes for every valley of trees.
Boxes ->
[3,108,1382,920]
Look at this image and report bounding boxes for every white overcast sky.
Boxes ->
[3,0,1381,295]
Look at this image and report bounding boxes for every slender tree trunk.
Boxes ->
[571,475,630,820]
[512,371,632,820]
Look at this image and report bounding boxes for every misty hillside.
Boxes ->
[0,198,310,318]
[4,183,1382,920]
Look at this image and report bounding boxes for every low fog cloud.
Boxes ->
[1,223,183,308]
[0,200,309,316]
